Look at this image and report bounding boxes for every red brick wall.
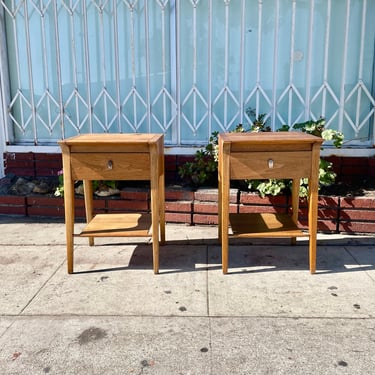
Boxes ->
[324,155,375,182]
[4,152,62,178]
[1,185,375,234]
[3,152,374,184]
[1,152,375,234]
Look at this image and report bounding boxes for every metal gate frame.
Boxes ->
[0,0,375,179]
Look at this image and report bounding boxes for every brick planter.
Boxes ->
[297,196,340,233]
[0,196,27,215]
[1,187,375,234]
[339,196,375,234]
[2,151,375,233]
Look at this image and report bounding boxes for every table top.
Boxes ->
[219,131,323,145]
[58,133,164,146]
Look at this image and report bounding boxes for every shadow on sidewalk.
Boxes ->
[71,236,375,276]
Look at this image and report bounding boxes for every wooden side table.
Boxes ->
[218,132,323,274]
[58,133,165,274]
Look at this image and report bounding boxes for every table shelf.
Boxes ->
[229,213,308,238]
[80,213,152,237]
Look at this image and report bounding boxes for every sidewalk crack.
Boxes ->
[18,258,66,315]
[345,247,375,283]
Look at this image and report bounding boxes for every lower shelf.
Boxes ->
[80,213,152,237]
[229,213,308,238]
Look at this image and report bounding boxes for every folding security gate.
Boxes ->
[0,0,374,148]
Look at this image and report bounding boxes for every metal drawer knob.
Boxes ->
[107,160,113,170]
[268,159,274,169]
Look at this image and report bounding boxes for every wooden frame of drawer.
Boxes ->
[70,153,151,180]
[230,151,312,180]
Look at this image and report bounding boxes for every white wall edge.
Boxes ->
[5,146,62,154]
[4,145,375,157]
[3,145,200,155]
[320,148,375,157]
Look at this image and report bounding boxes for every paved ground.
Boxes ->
[0,216,375,374]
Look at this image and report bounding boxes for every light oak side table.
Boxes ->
[59,133,165,274]
[218,132,323,274]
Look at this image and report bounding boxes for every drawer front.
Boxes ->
[70,153,150,180]
[230,151,312,180]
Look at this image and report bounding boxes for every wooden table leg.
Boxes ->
[221,197,229,274]
[150,145,160,274]
[218,166,222,242]
[220,142,231,274]
[150,189,160,274]
[83,180,94,246]
[63,171,75,274]
[308,143,321,273]
[309,191,318,274]
[65,181,75,274]
[291,178,300,246]
[159,156,166,245]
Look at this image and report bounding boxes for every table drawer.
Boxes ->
[230,151,312,179]
[70,153,150,180]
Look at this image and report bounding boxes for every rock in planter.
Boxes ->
[9,177,35,195]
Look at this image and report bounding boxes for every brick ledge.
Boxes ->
[0,187,374,235]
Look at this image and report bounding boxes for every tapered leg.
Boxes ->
[219,139,231,274]
[64,180,75,274]
[60,144,75,274]
[150,144,160,274]
[150,186,159,274]
[62,169,75,273]
[221,182,230,274]
[83,180,94,246]
[308,144,321,273]
[159,155,166,245]
[291,178,300,246]
[308,187,318,273]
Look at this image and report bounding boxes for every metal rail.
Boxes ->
[0,0,374,149]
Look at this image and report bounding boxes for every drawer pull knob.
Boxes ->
[107,160,113,170]
[268,159,274,169]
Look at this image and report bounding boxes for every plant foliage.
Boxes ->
[178,132,219,187]
[54,171,118,198]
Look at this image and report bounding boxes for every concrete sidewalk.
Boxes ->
[0,216,375,374]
